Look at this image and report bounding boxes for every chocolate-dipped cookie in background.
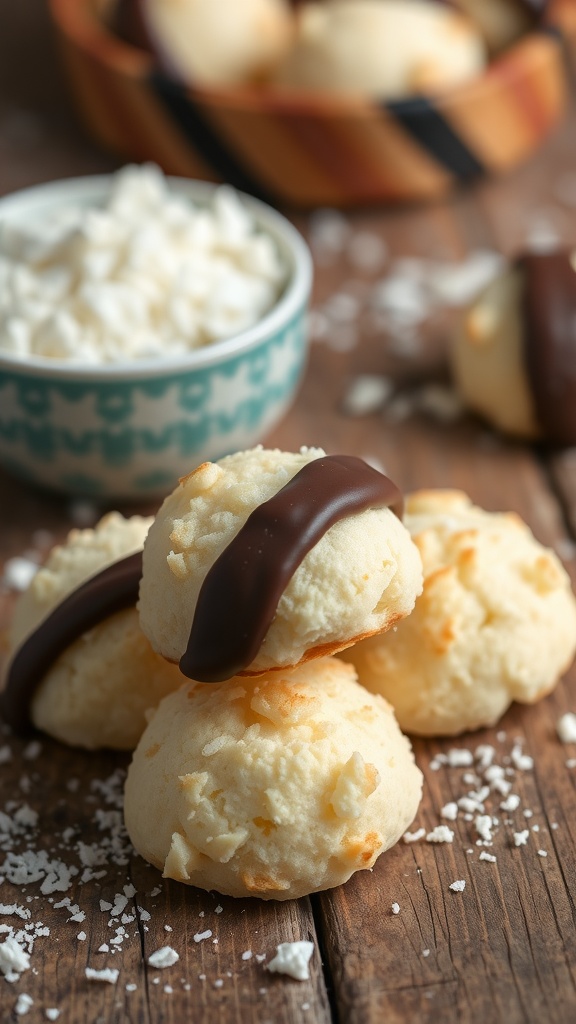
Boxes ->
[451,249,576,444]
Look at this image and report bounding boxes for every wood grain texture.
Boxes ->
[2,3,576,1022]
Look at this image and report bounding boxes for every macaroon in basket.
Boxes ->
[49,0,576,207]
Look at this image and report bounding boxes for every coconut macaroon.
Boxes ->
[273,0,485,98]
[451,251,576,445]
[345,490,576,737]
[6,513,183,750]
[451,262,539,440]
[138,447,423,679]
[131,0,294,86]
[124,657,423,900]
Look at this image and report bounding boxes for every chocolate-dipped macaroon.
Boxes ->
[451,249,576,444]
[138,447,423,679]
[1,513,183,748]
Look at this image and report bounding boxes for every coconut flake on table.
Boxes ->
[370,249,502,319]
[0,935,31,980]
[426,826,454,844]
[341,374,394,416]
[557,713,576,744]
[0,165,286,364]
[85,966,119,984]
[148,946,179,969]
[426,250,504,306]
[14,992,33,1016]
[308,208,351,263]
[346,231,388,271]
[266,941,315,981]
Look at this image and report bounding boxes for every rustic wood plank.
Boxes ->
[311,427,576,1024]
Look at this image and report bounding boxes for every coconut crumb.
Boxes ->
[426,826,454,844]
[513,831,530,848]
[557,713,576,744]
[266,942,314,982]
[85,967,119,984]
[403,828,426,844]
[15,993,33,1016]
[147,947,179,969]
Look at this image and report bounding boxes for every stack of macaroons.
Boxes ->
[3,446,575,898]
[129,446,424,899]
[0,446,425,900]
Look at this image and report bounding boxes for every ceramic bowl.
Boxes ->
[49,0,575,206]
[0,175,312,499]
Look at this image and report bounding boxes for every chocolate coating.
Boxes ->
[0,455,404,729]
[179,455,403,683]
[0,552,143,735]
[520,251,576,444]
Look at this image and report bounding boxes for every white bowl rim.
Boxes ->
[0,173,312,381]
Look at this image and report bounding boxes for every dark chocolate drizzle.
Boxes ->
[0,552,143,735]
[520,251,576,444]
[179,455,403,683]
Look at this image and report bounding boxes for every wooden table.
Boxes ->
[3,4,576,1022]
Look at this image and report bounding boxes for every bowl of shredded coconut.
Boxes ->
[0,164,312,498]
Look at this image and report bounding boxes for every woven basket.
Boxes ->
[49,0,575,207]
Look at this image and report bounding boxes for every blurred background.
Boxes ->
[2,0,576,517]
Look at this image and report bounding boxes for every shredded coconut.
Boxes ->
[14,993,33,1016]
[267,941,315,981]
[426,826,454,844]
[441,802,458,821]
[500,795,520,812]
[0,936,31,978]
[475,815,494,843]
[342,374,394,417]
[0,165,286,364]
[446,749,474,768]
[147,946,179,969]
[403,828,426,844]
[513,831,530,848]
[557,713,576,744]
[85,967,119,984]
[510,746,534,772]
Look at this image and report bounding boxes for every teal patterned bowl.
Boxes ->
[0,176,312,499]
